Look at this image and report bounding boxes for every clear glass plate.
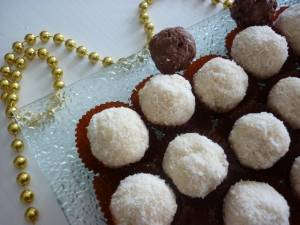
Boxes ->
[15,1,298,224]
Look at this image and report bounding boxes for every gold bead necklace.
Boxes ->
[1,1,230,223]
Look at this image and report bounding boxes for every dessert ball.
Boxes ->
[229,112,290,170]
[138,74,195,126]
[149,26,196,74]
[268,77,300,129]
[110,173,177,225]
[163,133,228,198]
[231,26,288,79]
[274,3,300,55]
[193,57,248,113]
[290,156,300,199]
[87,107,149,168]
[230,0,277,28]
[223,181,290,225]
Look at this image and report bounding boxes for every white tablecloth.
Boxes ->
[0,1,222,224]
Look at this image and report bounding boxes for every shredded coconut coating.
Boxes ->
[138,74,195,126]
[290,156,300,199]
[110,173,177,225]
[229,112,290,170]
[87,107,149,167]
[231,26,288,79]
[193,57,248,113]
[223,181,290,225]
[268,76,300,129]
[162,133,229,198]
[274,3,300,55]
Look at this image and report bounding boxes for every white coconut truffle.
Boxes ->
[87,107,149,168]
[138,74,195,126]
[231,26,288,79]
[290,156,300,199]
[229,112,290,170]
[110,173,177,225]
[274,3,300,55]
[268,77,300,129]
[223,180,290,225]
[193,57,248,113]
[162,133,229,198]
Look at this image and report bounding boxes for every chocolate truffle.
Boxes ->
[230,0,277,28]
[163,133,228,198]
[87,107,149,168]
[290,156,300,199]
[110,173,177,225]
[268,77,300,129]
[274,3,300,55]
[149,26,196,74]
[229,112,290,170]
[223,181,290,225]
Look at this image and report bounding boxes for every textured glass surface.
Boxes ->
[15,1,298,224]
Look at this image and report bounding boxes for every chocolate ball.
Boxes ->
[149,27,196,74]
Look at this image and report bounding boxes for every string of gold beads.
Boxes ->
[211,0,233,9]
[1,31,115,224]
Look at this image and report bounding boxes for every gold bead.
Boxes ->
[6,93,19,105]
[1,92,9,103]
[88,52,100,64]
[1,66,12,77]
[8,122,20,135]
[20,189,34,204]
[53,33,65,44]
[11,139,24,152]
[46,56,58,68]
[16,172,31,186]
[4,53,15,65]
[9,81,21,93]
[11,70,22,82]
[65,39,76,50]
[139,12,149,23]
[40,31,51,42]
[144,22,154,34]
[24,207,39,222]
[139,2,148,13]
[145,0,154,3]
[0,78,10,90]
[223,0,233,9]
[102,57,114,67]
[76,46,88,57]
[211,0,221,5]
[52,68,63,79]
[143,44,149,49]
[53,80,65,91]
[12,42,24,53]
[24,34,36,45]
[14,57,26,69]
[24,47,36,59]
[5,105,17,119]
[37,48,49,59]
[147,33,154,43]
[13,155,27,169]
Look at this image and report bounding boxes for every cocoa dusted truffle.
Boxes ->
[149,27,196,74]
[230,0,277,28]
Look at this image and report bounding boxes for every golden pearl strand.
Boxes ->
[0,31,114,224]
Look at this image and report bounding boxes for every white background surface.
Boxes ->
[0,1,223,224]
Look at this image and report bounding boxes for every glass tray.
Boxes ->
[15,1,298,224]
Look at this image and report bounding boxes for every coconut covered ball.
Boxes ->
[229,112,290,170]
[274,3,300,55]
[193,57,248,113]
[87,107,149,168]
[231,26,288,79]
[223,181,290,225]
[110,173,177,225]
[138,74,195,126]
[268,77,300,129]
[290,156,300,199]
[163,133,229,198]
